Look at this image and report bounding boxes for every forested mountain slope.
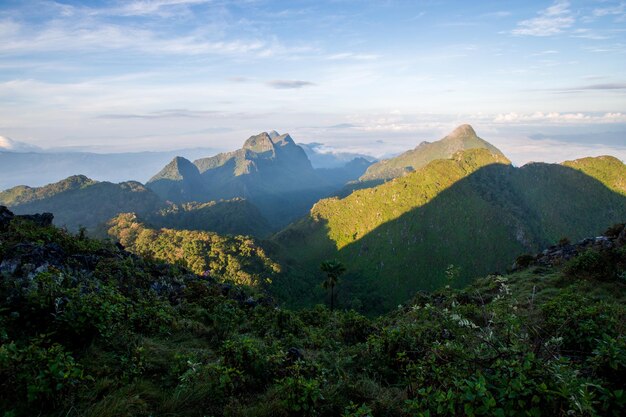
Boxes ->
[1,205,624,416]
[273,149,626,313]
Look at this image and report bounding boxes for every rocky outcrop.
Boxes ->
[512,223,626,270]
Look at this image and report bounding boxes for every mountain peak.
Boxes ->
[273,133,295,147]
[268,130,280,139]
[149,156,199,182]
[446,124,477,140]
[243,132,275,154]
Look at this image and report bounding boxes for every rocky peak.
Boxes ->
[446,124,478,141]
[243,132,275,154]
[268,130,280,139]
[272,133,296,148]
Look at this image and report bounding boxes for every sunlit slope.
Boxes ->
[360,124,506,182]
[272,150,626,312]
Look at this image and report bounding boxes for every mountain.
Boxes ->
[0,146,217,191]
[0,175,163,232]
[272,146,626,314]
[146,156,206,202]
[359,124,506,182]
[1,205,625,416]
[148,131,360,228]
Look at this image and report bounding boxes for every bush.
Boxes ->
[564,249,617,281]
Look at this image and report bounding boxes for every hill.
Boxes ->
[0,175,163,232]
[272,148,626,313]
[147,131,367,229]
[1,205,624,416]
[106,212,279,286]
[359,124,506,182]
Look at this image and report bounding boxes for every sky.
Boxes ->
[0,0,625,165]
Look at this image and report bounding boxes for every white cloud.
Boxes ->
[0,19,269,57]
[493,112,626,124]
[266,80,316,89]
[326,52,380,61]
[113,0,214,16]
[512,1,574,36]
[592,3,626,18]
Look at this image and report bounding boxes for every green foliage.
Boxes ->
[564,248,624,281]
[276,375,322,415]
[107,212,280,286]
[320,259,346,311]
[274,150,626,314]
[1,211,625,416]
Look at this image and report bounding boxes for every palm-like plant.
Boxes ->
[320,260,346,311]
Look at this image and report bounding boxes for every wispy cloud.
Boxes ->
[266,80,315,89]
[326,52,379,61]
[592,2,626,19]
[228,76,250,83]
[0,19,269,57]
[512,0,574,36]
[113,0,214,16]
[97,109,220,119]
[571,28,610,40]
[493,112,626,124]
[545,83,626,93]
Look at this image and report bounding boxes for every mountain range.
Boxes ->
[0,175,164,232]
[147,131,373,227]
[272,130,626,313]
[1,125,624,316]
[0,131,373,234]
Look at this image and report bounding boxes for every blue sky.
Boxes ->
[0,0,625,164]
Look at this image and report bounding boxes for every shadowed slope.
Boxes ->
[272,150,626,313]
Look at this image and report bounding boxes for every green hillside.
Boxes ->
[107,213,279,287]
[0,175,163,232]
[1,206,625,416]
[273,149,626,313]
[360,124,506,182]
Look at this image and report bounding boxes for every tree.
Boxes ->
[320,260,346,311]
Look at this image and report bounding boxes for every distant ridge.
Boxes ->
[0,175,162,231]
[147,131,366,228]
[273,140,626,313]
[360,124,506,181]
